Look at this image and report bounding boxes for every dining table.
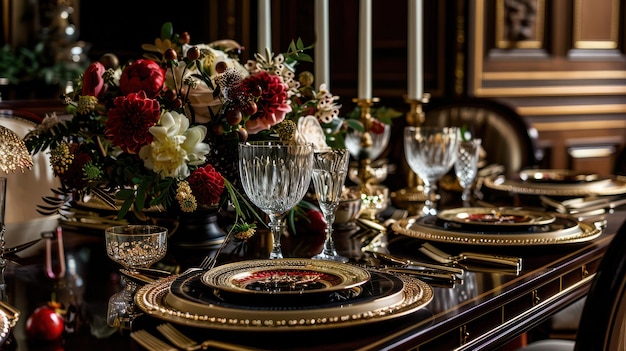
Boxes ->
[1,187,624,351]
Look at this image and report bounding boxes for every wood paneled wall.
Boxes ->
[470,0,626,173]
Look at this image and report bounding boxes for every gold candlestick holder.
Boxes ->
[352,97,380,188]
[391,93,430,213]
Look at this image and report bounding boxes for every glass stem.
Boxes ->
[268,214,284,259]
[461,187,472,205]
[423,182,438,215]
[322,212,337,256]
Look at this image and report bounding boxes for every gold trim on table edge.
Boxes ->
[391,216,602,246]
[134,271,433,331]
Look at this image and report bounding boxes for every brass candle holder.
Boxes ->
[391,93,430,213]
[352,97,380,188]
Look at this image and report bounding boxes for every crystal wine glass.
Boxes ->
[105,225,167,329]
[404,126,460,216]
[311,149,350,262]
[239,141,314,259]
[345,124,391,161]
[455,139,482,206]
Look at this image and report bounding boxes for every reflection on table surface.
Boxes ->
[3,204,624,351]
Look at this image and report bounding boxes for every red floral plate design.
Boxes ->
[437,207,555,231]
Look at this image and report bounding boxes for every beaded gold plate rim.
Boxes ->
[134,270,433,331]
[391,214,602,246]
[484,175,626,196]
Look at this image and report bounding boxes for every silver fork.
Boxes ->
[157,323,262,351]
[130,330,178,351]
[419,242,522,269]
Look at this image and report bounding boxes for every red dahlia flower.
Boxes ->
[187,165,225,205]
[242,71,291,134]
[105,91,160,154]
[119,59,165,98]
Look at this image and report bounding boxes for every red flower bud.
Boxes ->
[186,46,201,61]
[179,32,191,44]
[82,62,106,98]
[215,61,228,74]
[164,48,177,61]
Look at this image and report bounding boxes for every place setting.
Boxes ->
[128,142,436,333]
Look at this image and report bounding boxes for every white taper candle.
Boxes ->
[408,0,423,100]
[258,0,272,53]
[315,0,330,89]
[358,0,372,99]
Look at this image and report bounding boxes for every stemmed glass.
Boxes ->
[455,139,482,206]
[311,149,350,263]
[239,141,314,259]
[105,225,167,329]
[404,126,460,216]
[345,124,391,161]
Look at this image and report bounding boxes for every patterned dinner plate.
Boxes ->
[437,207,556,231]
[485,174,626,197]
[200,259,371,297]
[519,169,606,183]
[392,213,602,246]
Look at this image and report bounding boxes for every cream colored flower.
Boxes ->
[139,110,211,179]
[297,116,329,151]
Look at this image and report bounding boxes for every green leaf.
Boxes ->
[161,22,174,40]
[346,119,365,132]
[296,53,313,63]
[118,198,133,220]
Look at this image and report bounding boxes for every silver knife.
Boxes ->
[382,267,458,284]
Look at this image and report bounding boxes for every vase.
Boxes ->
[167,206,226,249]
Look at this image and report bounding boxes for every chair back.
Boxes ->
[574,217,626,351]
[424,98,538,175]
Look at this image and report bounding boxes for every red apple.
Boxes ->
[25,303,65,341]
[306,209,327,235]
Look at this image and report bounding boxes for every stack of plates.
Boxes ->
[484,169,626,197]
[135,259,433,331]
[392,207,602,246]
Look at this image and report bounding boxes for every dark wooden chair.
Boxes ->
[518,216,626,351]
[423,98,539,175]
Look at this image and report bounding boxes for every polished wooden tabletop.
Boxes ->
[3,206,624,351]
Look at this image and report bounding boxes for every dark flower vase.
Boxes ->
[168,206,226,249]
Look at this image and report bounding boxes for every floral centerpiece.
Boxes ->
[23,22,362,244]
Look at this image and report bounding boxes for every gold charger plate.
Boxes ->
[134,269,433,331]
[484,174,626,197]
[437,207,556,229]
[392,213,601,246]
[200,259,371,296]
